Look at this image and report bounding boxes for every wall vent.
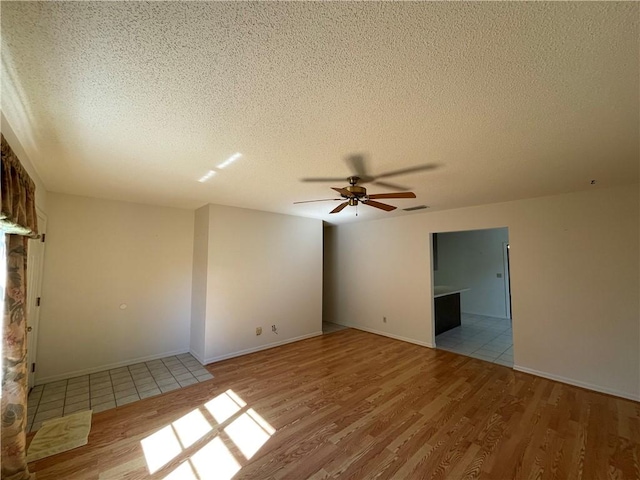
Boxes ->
[403,205,429,212]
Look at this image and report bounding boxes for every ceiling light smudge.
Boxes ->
[217,152,242,169]
[198,170,217,183]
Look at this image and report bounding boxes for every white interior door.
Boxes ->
[26,210,47,389]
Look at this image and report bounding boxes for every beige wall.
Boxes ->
[37,193,194,383]
[193,204,323,363]
[327,185,640,400]
[190,206,209,362]
[322,225,337,323]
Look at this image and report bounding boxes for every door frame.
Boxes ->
[26,208,47,389]
[502,242,512,320]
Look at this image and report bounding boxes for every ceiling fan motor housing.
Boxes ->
[346,185,366,197]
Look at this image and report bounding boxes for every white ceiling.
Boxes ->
[1,2,638,225]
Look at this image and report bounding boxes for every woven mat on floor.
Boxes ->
[27,410,92,463]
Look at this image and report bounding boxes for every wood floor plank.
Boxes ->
[26,329,640,479]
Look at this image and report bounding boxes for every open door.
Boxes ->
[502,242,512,320]
[26,210,46,389]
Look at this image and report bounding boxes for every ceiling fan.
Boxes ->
[294,155,437,214]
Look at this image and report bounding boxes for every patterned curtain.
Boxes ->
[1,134,38,480]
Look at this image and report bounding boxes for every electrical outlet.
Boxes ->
[272,325,278,334]
[383,316,387,323]
[256,327,262,336]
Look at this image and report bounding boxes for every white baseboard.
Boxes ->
[203,331,324,365]
[189,350,205,365]
[35,348,190,385]
[462,310,509,320]
[513,365,639,402]
[343,323,435,348]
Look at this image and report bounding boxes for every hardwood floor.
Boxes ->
[27,329,640,479]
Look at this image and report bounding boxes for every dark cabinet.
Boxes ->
[434,293,461,336]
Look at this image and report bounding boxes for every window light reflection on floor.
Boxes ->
[224,411,272,460]
[162,461,198,480]
[247,408,276,435]
[190,437,241,479]
[204,390,242,424]
[173,408,213,449]
[141,389,276,478]
[141,425,183,474]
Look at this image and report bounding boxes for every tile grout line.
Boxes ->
[29,388,43,431]
[61,379,69,415]
[131,364,159,400]
[129,365,148,403]
[87,371,115,412]
[88,374,93,410]
[164,357,186,387]
[113,368,133,405]
[176,355,199,383]
[31,380,68,431]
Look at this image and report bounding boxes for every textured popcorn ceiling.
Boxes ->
[1,2,638,224]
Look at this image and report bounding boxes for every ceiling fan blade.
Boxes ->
[363,200,397,212]
[330,202,349,214]
[345,154,368,177]
[331,187,352,197]
[301,177,350,183]
[293,198,342,204]
[368,192,416,200]
[371,180,409,191]
[374,163,438,180]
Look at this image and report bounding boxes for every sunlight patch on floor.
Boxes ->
[140,389,276,479]
[173,409,212,449]
[162,461,198,480]
[204,390,242,424]
[190,437,241,479]
[247,408,275,435]
[141,425,183,474]
[224,411,271,460]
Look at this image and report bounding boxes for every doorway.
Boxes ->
[432,227,513,366]
[322,224,348,334]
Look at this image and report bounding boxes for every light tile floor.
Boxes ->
[27,353,213,432]
[322,321,348,334]
[436,313,513,367]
